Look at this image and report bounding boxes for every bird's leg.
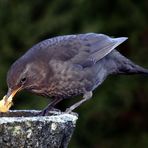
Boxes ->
[38,97,63,116]
[65,91,92,113]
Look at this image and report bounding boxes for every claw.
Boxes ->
[65,108,72,113]
[36,107,61,116]
[36,107,54,116]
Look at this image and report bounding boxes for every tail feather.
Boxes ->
[108,50,148,75]
[118,62,148,75]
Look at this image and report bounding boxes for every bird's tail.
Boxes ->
[118,62,148,75]
[110,51,148,75]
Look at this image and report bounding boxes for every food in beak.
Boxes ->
[0,95,13,112]
[0,88,21,112]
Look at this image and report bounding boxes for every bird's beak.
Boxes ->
[0,87,22,112]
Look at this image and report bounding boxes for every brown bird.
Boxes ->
[1,33,148,115]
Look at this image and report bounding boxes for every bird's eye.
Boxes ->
[20,78,26,84]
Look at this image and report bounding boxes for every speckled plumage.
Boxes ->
[5,33,148,114]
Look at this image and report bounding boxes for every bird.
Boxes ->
[0,33,148,115]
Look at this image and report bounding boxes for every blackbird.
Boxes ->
[1,33,148,115]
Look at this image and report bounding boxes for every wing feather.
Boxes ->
[30,33,127,67]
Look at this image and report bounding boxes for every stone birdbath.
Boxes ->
[0,110,78,148]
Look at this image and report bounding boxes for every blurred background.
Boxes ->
[0,0,148,147]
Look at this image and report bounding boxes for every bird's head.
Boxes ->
[0,57,48,112]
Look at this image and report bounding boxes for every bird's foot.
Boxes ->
[37,109,49,116]
[36,107,54,116]
[65,108,73,114]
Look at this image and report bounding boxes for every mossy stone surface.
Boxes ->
[0,110,78,148]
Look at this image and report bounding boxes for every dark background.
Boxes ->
[0,0,148,147]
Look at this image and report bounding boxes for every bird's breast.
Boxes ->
[47,78,86,98]
[46,60,92,98]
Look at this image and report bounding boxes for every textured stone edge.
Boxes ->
[0,110,78,148]
[0,112,78,124]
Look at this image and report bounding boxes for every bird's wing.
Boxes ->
[55,33,127,67]
[33,33,127,67]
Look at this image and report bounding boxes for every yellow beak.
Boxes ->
[0,87,21,112]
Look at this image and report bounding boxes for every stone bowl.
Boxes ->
[0,110,78,148]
